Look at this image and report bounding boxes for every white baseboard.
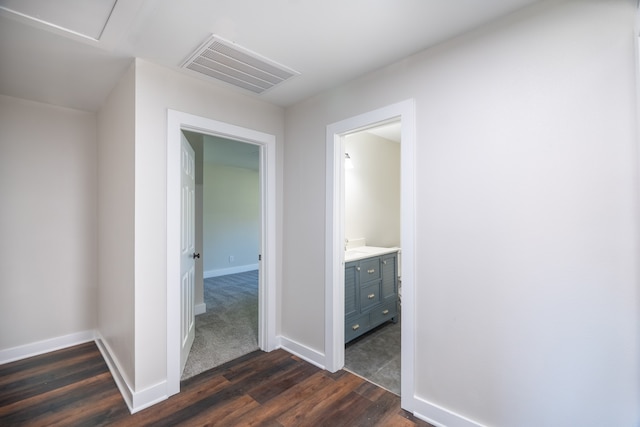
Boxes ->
[412,395,487,427]
[95,333,135,412]
[195,302,206,315]
[276,335,326,370]
[0,330,95,364]
[204,264,259,278]
[130,380,168,413]
[94,332,168,414]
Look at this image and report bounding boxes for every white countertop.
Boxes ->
[344,245,400,262]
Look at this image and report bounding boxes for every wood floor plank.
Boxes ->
[113,375,232,426]
[0,371,115,420]
[350,389,403,426]
[0,344,434,427]
[0,342,97,379]
[0,343,99,387]
[247,359,320,404]
[385,413,428,427]
[354,378,389,402]
[312,390,376,427]
[0,354,109,407]
[171,394,260,427]
[121,350,297,426]
[275,371,364,426]
[226,371,335,426]
[180,350,263,389]
[30,386,129,427]
[221,349,293,383]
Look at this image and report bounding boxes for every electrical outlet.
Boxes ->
[229,255,234,263]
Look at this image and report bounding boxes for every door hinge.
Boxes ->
[259,254,262,261]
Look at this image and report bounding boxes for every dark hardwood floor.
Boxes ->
[0,342,434,426]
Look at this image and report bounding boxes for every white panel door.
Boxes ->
[180,133,196,374]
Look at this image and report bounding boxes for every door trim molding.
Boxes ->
[167,110,277,396]
[325,99,416,411]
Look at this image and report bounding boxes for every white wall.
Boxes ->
[203,162,259,275]
[97,63,136,386]
[0,94,97,351]
[283,0,639,425]
[133,59,284,390]
[345,132,400,247]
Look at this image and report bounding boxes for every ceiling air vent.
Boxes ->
[181,35,299,94]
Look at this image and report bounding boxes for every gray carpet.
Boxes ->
[344,317,401,395]
[181,270,259,380]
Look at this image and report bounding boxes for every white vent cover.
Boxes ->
[181,35,299,94]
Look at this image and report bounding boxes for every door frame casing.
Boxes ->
[167,110,277,396]
[325,99,416,411]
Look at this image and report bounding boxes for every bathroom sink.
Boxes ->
[344,246,400,262]
[345,250,369,258]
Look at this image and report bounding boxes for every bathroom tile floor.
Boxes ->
[344,316,401,395]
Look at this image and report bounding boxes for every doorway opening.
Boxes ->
[342,120,401,395]
[325,99,416,410]
[167,110,277,397]
[180,131,261,380]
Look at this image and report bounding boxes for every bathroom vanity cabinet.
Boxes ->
[345,251,398,343]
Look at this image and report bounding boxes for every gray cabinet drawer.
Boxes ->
[359,258,380,282]
[360,281,381,310]
[371,301,397,325]
[345,313,370,342]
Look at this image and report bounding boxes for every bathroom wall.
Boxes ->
[345,131,400,248]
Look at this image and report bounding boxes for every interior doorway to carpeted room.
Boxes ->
[181,130,261,380]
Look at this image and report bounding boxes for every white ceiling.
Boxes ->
[0,0,539,112]
[0,0,117,40]
[365,121,402,143]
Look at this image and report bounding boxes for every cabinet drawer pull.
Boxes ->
[367,269,375,274]
[356,267,361,271]
[368,293,375,299]
[352,324,360,331]
[383,260,387,265]
[382,309,389,315]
